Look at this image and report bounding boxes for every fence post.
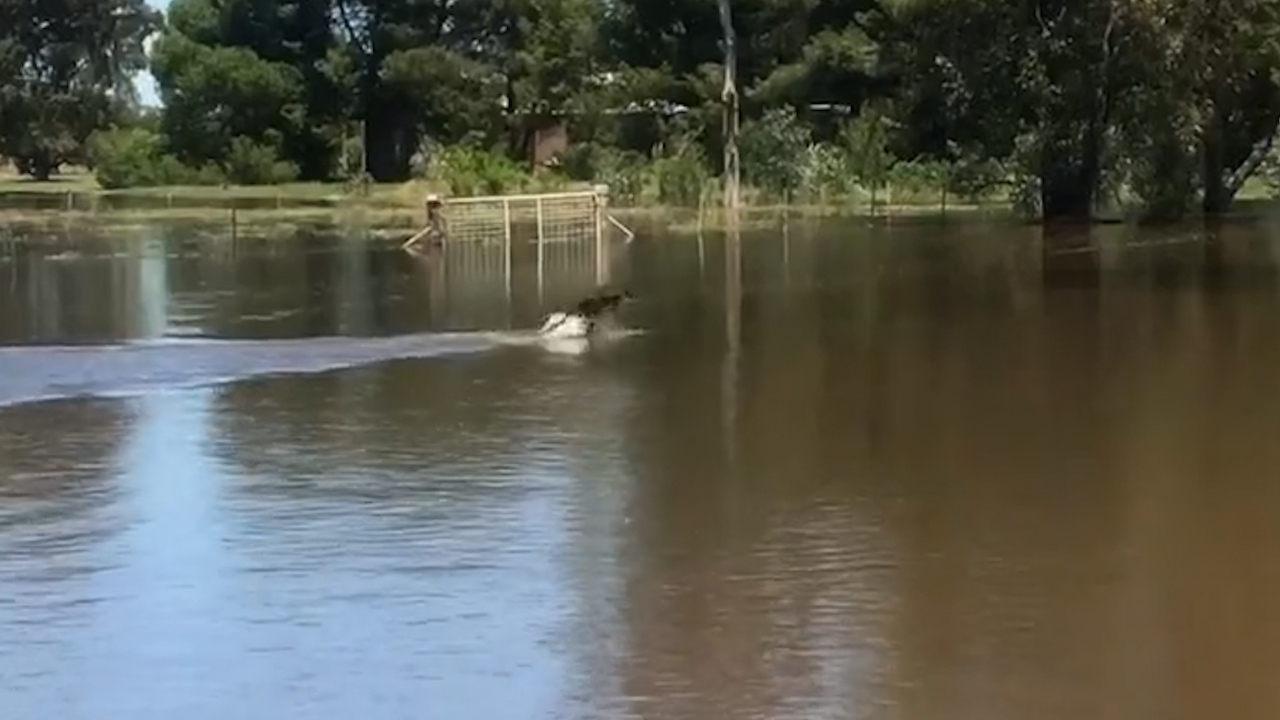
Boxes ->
[502,196,512,248]
[536,196,545,297]
[535,196,545,244]
[502,197,512,291]
[593,184,608,285]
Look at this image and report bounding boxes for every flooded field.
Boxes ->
[4,213,1280,720]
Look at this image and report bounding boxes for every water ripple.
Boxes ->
[0,332,530,409]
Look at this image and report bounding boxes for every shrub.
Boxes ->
[799,142,853,200]
[741,106,812,200]
[560,142,646,203]
[886,158,950,202]
[649,141,708,206]
[224,136,300,185]
[839,109,894,195]
[88,128,223,189]
[429,145,528,195]
[946,148,1009,203]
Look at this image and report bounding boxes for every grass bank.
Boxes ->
[0,168,974,209]
[0,169,439,206]
[0,169,1008,234]
[0,170,458,230]
[3,168,1271,233]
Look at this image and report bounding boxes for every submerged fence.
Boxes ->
[401,186,634,293]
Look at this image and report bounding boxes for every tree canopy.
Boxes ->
[3,0,1280,222]
[0,0,161,178]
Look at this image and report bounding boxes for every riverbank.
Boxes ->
[0,168,996,209]
[1,169,1274,232]
[0,170,1007,234]
[0,170,438,206]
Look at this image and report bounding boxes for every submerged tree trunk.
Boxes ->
[28,152,54,182]
[717,0,740,211]
[1202,73,1232,214]
[1040,159,1098,222]
[1038,108,1107,221]
[1035,0,1115,224]
[1202,115,1230,214]
[364,99,415,182]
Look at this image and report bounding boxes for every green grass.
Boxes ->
[0,168,1001,223]
[0,205,428,231]
[0,167,425,204]
[1236,175,1274,201]
[3,166,1275,232]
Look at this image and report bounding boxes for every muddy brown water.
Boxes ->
[4,215,1280,720]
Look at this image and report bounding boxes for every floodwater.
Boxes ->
[4,213,1280,720]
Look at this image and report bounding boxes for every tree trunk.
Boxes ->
[1203,106,1278,215]
[1202,88,1231,214]
[1035,0,1114,224]
[364,101,414,183]
[29,152,54,182]
[717,0,740,211]
[1040,149,1099,222]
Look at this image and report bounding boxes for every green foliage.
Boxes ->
[507,0,602,115]
[798,143,853,199]
[150,24,310,174]
[427,146,529,196]
[382,47,504,149]
[887,159,944,201]
[149,0,342,180]
[6,0,1280,221]
[560,143,647,202]
[946,149,1008,202]
[741,106,812,200]
[88,128,221,189]
[650,141,709,207]
[337,130,365,180]
[224,136,300,185]
[90,125,298,189]
[839,108,894,193]
[0,0,161,179]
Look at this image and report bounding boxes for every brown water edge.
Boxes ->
[5,215,1280,720]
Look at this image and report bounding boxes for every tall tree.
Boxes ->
[0,0,160,179]
[888,0,1126,220]
[1188,0,1280,213]
[149,0,345,180]
[718,0,741,208]
[330,0,601,181]
[332,0,449,181]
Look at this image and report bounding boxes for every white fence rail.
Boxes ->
[402,186,634,293]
